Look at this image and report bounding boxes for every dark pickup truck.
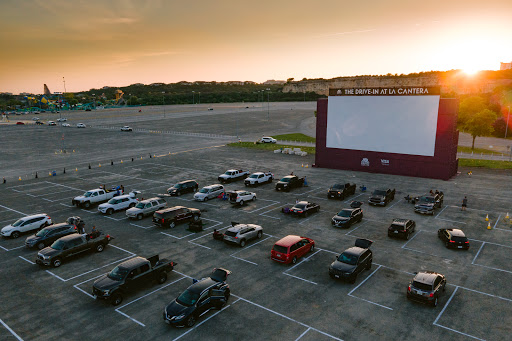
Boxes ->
[93,255,177,306]
[328,183,356,200]
[414,192,444,215]
[275,175,305,192]
[36,231,113,267]
[368,188,396,206]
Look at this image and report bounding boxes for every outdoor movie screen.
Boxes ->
[326,88,440,157]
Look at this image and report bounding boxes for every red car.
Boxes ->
[271,235,315,264]
[16,121,25,125]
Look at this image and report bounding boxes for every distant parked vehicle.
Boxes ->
[77,123,86,128]
[120,126,133,132]
[260,136,277,143]
[407,271,446,307]
[1,214,52,239]
[438,228,469,249]
[167,180,199,196]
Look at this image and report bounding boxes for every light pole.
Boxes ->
[505,106,510,138]
[198,92,201,104]
[128,93,131,106]
[162,91,165,118]
[266,88,270,120]
[192,91,195,105]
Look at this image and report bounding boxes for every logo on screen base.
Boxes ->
[361,158,370,166]
[381,159,389,166]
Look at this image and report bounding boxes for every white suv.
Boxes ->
[126,197,167,220]
[194,184,225,202]
[1,214,52,238]
[227,190,256,206]
[98,191,140,215]
[260,136,277,143]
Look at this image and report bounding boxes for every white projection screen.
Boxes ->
[326,95,440,156]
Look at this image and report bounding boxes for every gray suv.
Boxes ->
[126,197,167,220]
[223,222,263,247]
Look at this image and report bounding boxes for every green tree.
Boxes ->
[286,78,294,83]
[458,96,486,127]
[464,109,498,149]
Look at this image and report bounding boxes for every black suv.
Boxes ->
[25,223,77,249]
[438,228,469,250]
[153,206,201,228]
[407,271,446,307]
[388,219,416,240]
[167,180,199,196]
[164,268,231,327]
[329,239,372,283]
[331,208,363,228]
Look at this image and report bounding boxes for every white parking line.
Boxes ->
[60,203,74,208]
[401,230,421,248]
[283,272,318,285]
[493,215,501,229]
[347,265,393,310]
[345,221,369,236]
[0,204,27,216]
[44,181,86,192]
[434,205,449,218]
[295,327,311,341]
[0,318,23,341]
[130,223,152,229]
[296,186,322,195]
[471,242,486,264]
[0,245,25,252]
[104,216,129,221]
[73,273,107,299]
[385,198,403,210]
[18,256,35,264]
[248,201,280,213]
[229,236,272,265]
[344,192,365,203]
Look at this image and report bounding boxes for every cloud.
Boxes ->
[320,29,377,38]
[100,17,139,24]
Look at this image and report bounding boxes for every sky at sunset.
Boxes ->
[1,0,512,94]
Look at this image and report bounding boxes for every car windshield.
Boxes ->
[419,196,435,203]
[174,184,183,189]
[337,210,352,217]
[107,266,129,281]
[338,252,358,265]
[249,174,258,179]
[412,281,432,291]
[51,239,66,250]
[12,219,25,227]
[224,171,232,175]
[135,202,145,209]
[176,289,200,307]
[332,184,343,189]
[84,191,93,198]
[199,188,208,193]
[373,190,387,196]
[280,177,291,182]
[294,204,306,209]
[108,198,118,204]
[36,228,50,237]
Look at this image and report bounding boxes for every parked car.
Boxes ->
[61,123,71,127]
[126,197,167,220]
[1,214,52,239]
[331,208,363,228]
[275,175,305,192]
[407,271,446,307]
[97,191,140,215]
[77,123,86,128]
[438,228,469,249]
[271,235,315,264]
[193,184,225,202]
[288,201,320,217]
[368,188,396,206]
[152,206,201,228]
[25,222,78,249]
[36,232,113,267]
[16,121,25,125]
[32,117,40,121]
[93,255,177,306]
[167,180,198,196]
[35,121,44,125]
[72,187,124,208]
[414,192,444,215]
[120,126,133,132]
[260,136,277,143]
[327,183,356,200]
[163,268,231,327]
[223,222,263,247]
[48,121,57,126]
[329,239,373,283]
[244,172,273,186]
[227,190,256,206]
[218,169,250,183]
[388,219,416,240]
[57,118,67,122]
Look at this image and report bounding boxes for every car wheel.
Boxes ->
[111,293,123,306]
[107,208,114,215]
[310,245,314,253]
[176,191,181,196]
[37,242,45,250]
[204,197,208,202]
[256,231,262,239]
[96,243,105,252]
[137,214,143,220]
[240,239,246,247]
[291,256,297,264]
[432,297,438,307]
[239,200,244,206]
[192,215,199,221]
[253,195,256,201]
[186,315,196,328]
[350,274,357,284]
[84,202,91,209]
[158,272,167,284]
[11,231,20,239]
[52,258,62,268]
[169,221,176,229]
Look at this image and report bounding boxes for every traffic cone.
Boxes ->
[75,168,78,171]
[121,160,123,163]
[301,163,304,167]
[18,176,21,181]
[506,212,510,219]
[48,172,51,176]
[99,163,101,167]
[487,222,492,230]
[305,164,309,168]
[485,214,489,221]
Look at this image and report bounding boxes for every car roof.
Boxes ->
[391,219,410,225]
[203,184,222,188]
[413,271,441,284]
[282,175,295,179]
[226,169,238,172]
[21,213,48,220]
[275,235,306,246]
[340,208,357,213]
[447,229,465,237]
[188,278,218,294]
[227,223,261,232]
[176,180,196,185]
[43,223,72,230]
[118,256,148,270]
[343,246,367,256]
[59,234,83,242]
[156,206,187,213]
[140,197,163,203]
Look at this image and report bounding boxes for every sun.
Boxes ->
[462,66,480,76]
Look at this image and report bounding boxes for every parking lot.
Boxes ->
[1,103,512,341]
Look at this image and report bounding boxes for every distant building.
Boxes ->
[0,92,13,95]
[501,62,512,70]
[227,81,244,85]
[150,83,165,86]
[244,81,257,85]
[263,80,286,85]
[131,83,145,86]
[20,92,31,96]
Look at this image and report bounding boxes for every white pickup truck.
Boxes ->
[218,169,250,183]
[72,187,124,208]
[244,172,274,186]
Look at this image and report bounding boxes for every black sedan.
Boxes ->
[288,201,320,217]
[438,228,470,249]
[163,268,231,327]
[331,208,363,228]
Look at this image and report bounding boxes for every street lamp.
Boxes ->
[198,92,201,105]
[192,91,195,105]
[505,106,510,138]
[266,88,270,120]
[162,91,166,118]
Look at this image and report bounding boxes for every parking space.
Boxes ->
[471,242,512,274]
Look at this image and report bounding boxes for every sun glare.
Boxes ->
[462,67,480,76]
